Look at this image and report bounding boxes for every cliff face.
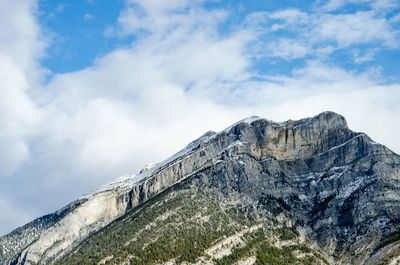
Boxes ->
[1,112,400,265]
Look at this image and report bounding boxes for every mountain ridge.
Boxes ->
[1,111,399,265]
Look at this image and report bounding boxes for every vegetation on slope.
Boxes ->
[57,176,329,265]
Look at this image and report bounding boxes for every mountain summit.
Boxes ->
[1,112,399,265]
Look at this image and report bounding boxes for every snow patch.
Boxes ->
[93,174,137,194]
[140,162,157,173]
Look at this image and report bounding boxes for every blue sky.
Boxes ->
[39,0,400,80]
[0,0,399,235]
[39,0,125,73]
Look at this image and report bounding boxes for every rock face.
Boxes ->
[1,111,400,265]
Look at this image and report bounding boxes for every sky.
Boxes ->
[0,0,399,235]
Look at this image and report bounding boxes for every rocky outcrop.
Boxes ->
[11,190,132,264]
[1,111,400,264]
[195,135,400,264]
[0,200,83,265]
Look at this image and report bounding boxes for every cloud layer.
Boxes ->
[0,0,399,235]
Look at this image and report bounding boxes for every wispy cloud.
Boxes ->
[313,11,397,48]
[83,13,95,21]
[265,38,310,59]
[320,0,398,12]
[245,2,399,62]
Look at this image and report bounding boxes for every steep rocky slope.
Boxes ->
[1,112,400,265]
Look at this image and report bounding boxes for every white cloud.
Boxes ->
[244,10,309,32]
[0,55,42,176]
[320,0,346,11]
[265,38,310,59]
[313,11,397,47]
[269,9,309,25]
[126,0,189,15]
[351,48,377,64]
[321,0,398,12]
[247,5,399,60]
[0,0,45,177]
[117,0,227,37]
[0,0,46,79]
[0,0,45,235]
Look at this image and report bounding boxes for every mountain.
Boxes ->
[1,111,400,265]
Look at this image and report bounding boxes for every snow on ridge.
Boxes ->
[221,115,314,133]
[223,116,262,132]
[242,115,262,124]
[88,131,218,197]
[140,163,157,173]
[155,131,217,170]
[92,174,137,195]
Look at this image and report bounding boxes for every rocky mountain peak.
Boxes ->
[225,111,347,132]
[213,111,355,162]
[294,111,348,129]
[1,112,399,265]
